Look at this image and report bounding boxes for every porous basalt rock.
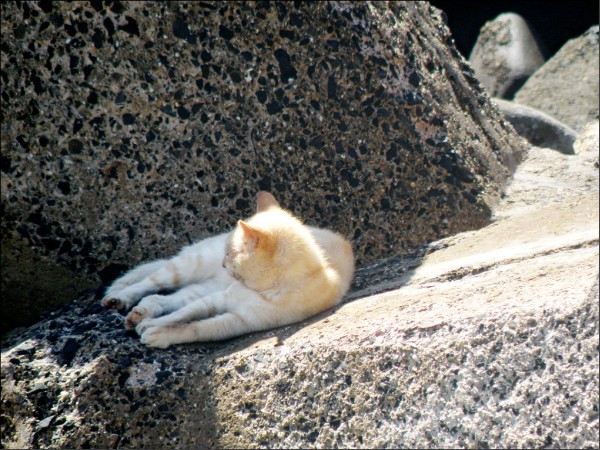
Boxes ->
[0,1,525,331]
[514,25,599,131]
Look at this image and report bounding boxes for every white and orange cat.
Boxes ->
[101,192,354,348]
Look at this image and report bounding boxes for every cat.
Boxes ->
[101,191,355,348]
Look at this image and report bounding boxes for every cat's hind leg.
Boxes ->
[138,284,273,348]
[134,288,231,335]
[140,312,250,348]
[102,259,168,310]
[124,280,226,329]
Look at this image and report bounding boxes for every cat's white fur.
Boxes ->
[101,192,354,348]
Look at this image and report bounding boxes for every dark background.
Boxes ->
[430,0,599,58]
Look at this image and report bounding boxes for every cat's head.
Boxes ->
[222,192,281,287]
[223,191,319,290]
[223,217,280,289]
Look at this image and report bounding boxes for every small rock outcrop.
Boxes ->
[514,25,599,131]
[0,1,525,332]
[492,98,578,154]
[469,13,546,99]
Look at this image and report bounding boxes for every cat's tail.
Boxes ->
[310,227,355,302]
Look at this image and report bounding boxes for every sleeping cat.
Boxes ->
[101,191,355,348]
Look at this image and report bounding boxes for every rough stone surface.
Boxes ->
[492,97,578,154]
[493,121,599,220]
[468,13,546,99]
[514,25,600,131]
[1,128,597,448]
[0,1,526,332]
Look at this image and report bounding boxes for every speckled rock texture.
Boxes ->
[0,1,526,333]
[514,25,599,131]
[1,125,597,448]
[468,13,546,99]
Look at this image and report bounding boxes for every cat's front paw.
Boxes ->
[101,296,128,311]
[135,318,157,335]
[125,306,150,330]
[140,326,173,349]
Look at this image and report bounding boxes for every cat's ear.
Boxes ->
[256,191,280,213]
[238,220,271,250]
[238,220,256,240]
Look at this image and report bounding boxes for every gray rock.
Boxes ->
[514,25,599,131]
[469,13,546,99]
[0,1,525,333]
[1,122,597,449]
[493,121,599,220]
[492,98,578,154]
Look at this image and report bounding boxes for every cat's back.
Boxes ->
[309,227,355,301]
